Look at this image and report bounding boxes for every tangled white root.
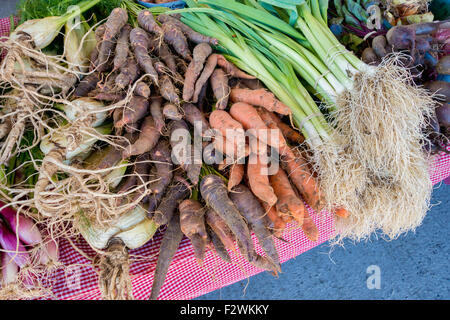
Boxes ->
[33,153,153,239]
[313,55,435,243]
[0,32,90,165]
[97,238,133,300]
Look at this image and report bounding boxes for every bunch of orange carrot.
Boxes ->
[207,82,350,241]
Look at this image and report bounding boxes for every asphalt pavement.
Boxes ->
[196,183,449,300]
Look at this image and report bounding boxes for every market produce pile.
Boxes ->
[0,0,448,300]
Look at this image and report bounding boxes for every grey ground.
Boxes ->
[0,1,19,19]
[2,1,448,300]
[196,183,449,300]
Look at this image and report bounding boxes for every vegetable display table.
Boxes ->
[0,16,449,300]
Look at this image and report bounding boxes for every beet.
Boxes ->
[386,26,415,51]
[371,35,388,58]
[436,56,450,75]
[424,81,450,103]
[361,47,380,65]
[436,103,450,129]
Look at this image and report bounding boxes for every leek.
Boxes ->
[176,2,330,146]
[177,0,369,122]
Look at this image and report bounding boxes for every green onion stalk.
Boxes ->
[172,3,331,149]
[171,0,435,242]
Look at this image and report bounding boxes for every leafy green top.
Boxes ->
[16,0,124,24]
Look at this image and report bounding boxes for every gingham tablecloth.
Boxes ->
[1,17,449,300]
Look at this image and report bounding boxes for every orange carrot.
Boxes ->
[334,207,350,218]
[209,110,243,133]
[257,108,305,145]
[260,201,286,238]
[282,147,324,213]
[247,154,277,207]
[209,110,246,159]
[230,102,287,154]
[215,54,256,80]
[213,135,249,161]
[230,88,292,115]
[302,211,319,242]
[229,102,267,131]
[230,102,288,153]
[269,168,306,226]
[227,163,244,191]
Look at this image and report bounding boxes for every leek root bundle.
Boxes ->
[0,0,101,166]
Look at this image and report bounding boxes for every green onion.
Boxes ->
[177,1,330,147]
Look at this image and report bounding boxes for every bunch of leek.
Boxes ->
[175,1,332,148]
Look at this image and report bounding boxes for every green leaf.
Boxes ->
[334,0,344,16]
[345,0,367,22]
[342,5,360,27]
[341,32,364,52]
[197,0,306,40]
[319,0,329,23]
[259,0,305,25]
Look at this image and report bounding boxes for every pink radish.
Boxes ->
[0,221,30,267]
[0,201,42,245]
[38,237,59,265]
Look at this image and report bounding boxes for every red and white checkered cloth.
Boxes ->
[0,17,449,300]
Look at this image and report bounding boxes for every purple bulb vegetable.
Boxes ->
[0,221,30,268]
[0,201,42,245]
